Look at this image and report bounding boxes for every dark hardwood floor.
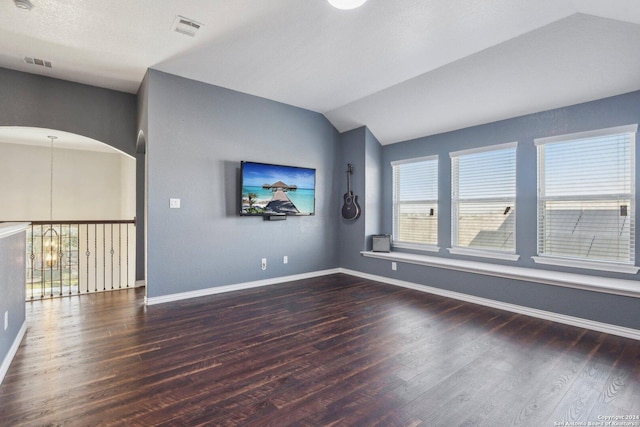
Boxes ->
[1,274,639,426]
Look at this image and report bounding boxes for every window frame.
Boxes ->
[449,141,519,261]
[533,124,638,274]
[391,155,439,252]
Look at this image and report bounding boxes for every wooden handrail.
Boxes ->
[4,219,136,225]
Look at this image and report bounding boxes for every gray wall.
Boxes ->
[144,70,340,298]
[0,231,26,373]
[0,68,137,157]
[364,128,383,247]
[136,73,149,281]
[338,126,383,268]
[338,127,367,264]
[342,90,640,330]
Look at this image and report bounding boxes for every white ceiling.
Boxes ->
[1,0,640,145]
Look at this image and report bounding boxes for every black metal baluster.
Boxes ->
[40,224,44,298]
[76,224,80,294]
[102,223,106,291]
[23,219,135,301]
[126,223,129,288]
[82,225,85,293]
[110,224,114,290]
[58,224,63,296]
[64,225,68,294]
[29,225,35,300]
[69,224,75,295]
[49,223,54,297]
[94,224,98,293]
[118,224,122,289]
[85,224,90,293]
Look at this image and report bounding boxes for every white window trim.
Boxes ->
[391,155,438,166]
[392,155,439,248]
[449,141,518,158]
[534,124,638,146]
[535,124,636,266]
[360,251,640,299]
[448,247,520,261]
[532,256,639,274]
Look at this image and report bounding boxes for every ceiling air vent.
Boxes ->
[172,15,202,37]
[24,57,52,68]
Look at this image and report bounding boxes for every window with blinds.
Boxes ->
[392,156,438,249]
[450,142,517,254]
[535,125,636,265]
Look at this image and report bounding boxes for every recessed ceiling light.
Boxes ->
[14,0,34,11]
[328,0,368,10]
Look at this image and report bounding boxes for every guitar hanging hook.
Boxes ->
[341,163,361,220]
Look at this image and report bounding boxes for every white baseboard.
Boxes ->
[340,268,640,341]
[145,268,342,305]
[0,321,27,385]
[143,266,640,340]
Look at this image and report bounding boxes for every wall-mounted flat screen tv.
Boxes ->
[240,161,316,216]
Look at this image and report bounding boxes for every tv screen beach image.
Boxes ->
[241,162,316,216]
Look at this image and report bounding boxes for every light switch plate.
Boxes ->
[170,198,181,209]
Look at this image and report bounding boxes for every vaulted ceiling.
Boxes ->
[1,0,640,144]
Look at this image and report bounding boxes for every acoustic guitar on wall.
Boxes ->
[342,163,361,220]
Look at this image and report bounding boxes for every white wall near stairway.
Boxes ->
[0,142,135,221]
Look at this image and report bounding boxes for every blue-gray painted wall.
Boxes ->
[338,126,383,260]
[136,73,149,281]
[144,70,340,298]
[338,127,367,263]
[343,90,640,330]
[0,231,26,375]
[364,128,383,247]
[0,67,137,157]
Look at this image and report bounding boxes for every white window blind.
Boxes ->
[536,125,636,265]
[451,142,517,253]
[392,156,438,248]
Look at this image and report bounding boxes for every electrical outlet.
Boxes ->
[283,256,288,264]
[169,198,181,209]
[261,258,267,270]
[4,311,7,331]
[392,262,397,271]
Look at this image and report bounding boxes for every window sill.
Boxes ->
[532,256,639,275]
[360,251,640,299]
[448,247,520,262]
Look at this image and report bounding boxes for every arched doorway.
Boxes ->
[0,126,138,298]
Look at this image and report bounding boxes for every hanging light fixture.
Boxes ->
[328,0,368,10]
[43,227,59,268]
[42,135,59,269]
